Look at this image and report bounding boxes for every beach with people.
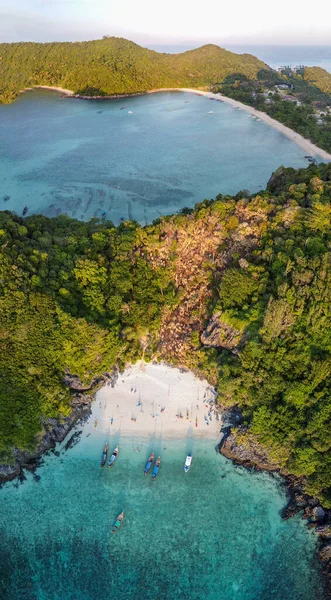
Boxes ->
[86,362,221,441]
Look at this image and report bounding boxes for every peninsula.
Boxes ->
[1,161,331,514]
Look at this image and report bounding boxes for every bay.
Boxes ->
[0,89,311,225]
[0,433,324,600]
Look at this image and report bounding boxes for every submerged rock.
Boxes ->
[0,463,20,483]
[0,368,117,484]
[64,430,83,451]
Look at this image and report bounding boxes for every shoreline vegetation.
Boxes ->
[21,85,331,161]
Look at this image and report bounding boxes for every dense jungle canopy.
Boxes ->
[0,37,267,103]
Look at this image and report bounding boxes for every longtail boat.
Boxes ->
[144,452,154,475]
[152,456,161,480]
[101,443,108,468]
[184,454,192,473]
[108,447,118,468]
[112,512,124,533]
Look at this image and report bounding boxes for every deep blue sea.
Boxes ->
[0,89,312,224]
[0,433,325,600]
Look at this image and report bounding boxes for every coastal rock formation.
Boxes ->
[220,426,283,472]
[0,370,116,484]
[63,370,115,391]
[219,422,331,594]
[0,403,92,483]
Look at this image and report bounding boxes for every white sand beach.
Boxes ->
[85,362,221,442]
[34,85,75,95]
[20,85,75,96]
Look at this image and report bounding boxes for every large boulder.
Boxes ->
[312,506,326,522]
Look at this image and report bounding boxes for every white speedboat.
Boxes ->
[184,454,192,473]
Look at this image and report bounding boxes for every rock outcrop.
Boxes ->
[201,312,243,353]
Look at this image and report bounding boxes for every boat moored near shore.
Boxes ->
[101,443,108,468]
[144,452,155,475]
[152,456,161,480]
[184,454,192,473]
[108,447,119,468]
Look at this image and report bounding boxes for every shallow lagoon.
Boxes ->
[0,433,324,600]
[0,90,311,224]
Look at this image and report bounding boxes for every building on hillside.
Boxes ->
[281,96,301,106]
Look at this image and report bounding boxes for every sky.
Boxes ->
[1,0,331,47]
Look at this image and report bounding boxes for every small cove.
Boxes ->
[0,89,312,225]
[0,366,325,600]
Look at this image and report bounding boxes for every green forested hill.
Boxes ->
[0,37,268,103]
[1,163,331,504]
[304,66,331,94]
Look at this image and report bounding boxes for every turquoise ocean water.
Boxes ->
[0,89,313,225]
[0,430,324,600]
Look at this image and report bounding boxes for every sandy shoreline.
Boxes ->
[21,85,331,162]
[85,362,222,442]
[22,85,75,96]
[148,88,331,161]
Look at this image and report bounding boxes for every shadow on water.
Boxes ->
[154,433,163,458]
[185,426,194,456]
[109,428,121,450]
[114,490,127,519]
